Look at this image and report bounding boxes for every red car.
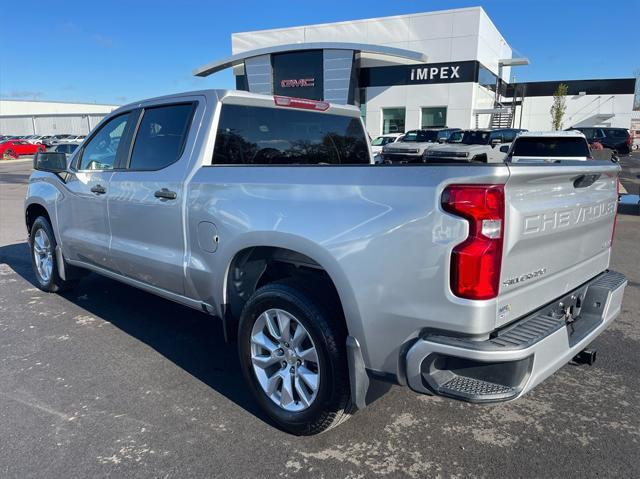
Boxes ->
[0,139,45,158]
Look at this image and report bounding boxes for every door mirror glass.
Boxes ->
[34,152,67,173]
[499,145,510,153]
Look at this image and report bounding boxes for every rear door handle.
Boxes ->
[90,184,106,195]
[154,188,177,200]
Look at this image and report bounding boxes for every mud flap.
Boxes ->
[346,336,370,410]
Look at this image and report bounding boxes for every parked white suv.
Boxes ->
[504,131,592,163]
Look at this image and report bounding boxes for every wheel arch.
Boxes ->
[220,236,363,344]
[25,201,52,236]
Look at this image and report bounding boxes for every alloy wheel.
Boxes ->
[33,228,53,283]
[250,308,320,412]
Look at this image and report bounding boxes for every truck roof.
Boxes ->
[518,130,586,138]
[111,89,362,118]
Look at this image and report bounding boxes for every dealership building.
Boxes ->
[0,100,118,136]
[195,6,637,137]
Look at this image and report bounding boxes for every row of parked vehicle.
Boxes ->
[0,134,84,159]
[372,125,632,164]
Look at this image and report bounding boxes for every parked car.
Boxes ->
[424,128,526,163]
[371,133,402,153]
[43,134,75,147]
[0,139,45,158]
[380,127,461,163]
[567,127,632,155]
[630,129,639,151]
[47,142,79,156]
[26,89,626,435]
[371,133,402,163]
[24,135,51,145]
[501,131,592,163]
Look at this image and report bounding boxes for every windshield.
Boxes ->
[372,136,394,146]
[512,137,590,157]
[401,130,438,143]
[450,131,490,145]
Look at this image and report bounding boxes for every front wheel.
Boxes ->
[29,216,76,293]
[238,280,353,435]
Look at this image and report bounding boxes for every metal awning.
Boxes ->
[193,42,428,77]
[572,113,615,127]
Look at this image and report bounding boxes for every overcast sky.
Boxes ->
[1,0,638,105]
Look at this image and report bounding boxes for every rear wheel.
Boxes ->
[238,280,353,435]
[4,149,16,158]
[29,216,76,293]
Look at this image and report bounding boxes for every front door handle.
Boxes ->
[154,188,177,200]
[90,184,106,195]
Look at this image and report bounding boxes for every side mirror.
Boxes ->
[490,138,502,147]
[34,152,67,173]
[499,145,510,153]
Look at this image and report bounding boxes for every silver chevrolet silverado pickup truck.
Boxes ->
[25,89,627,435]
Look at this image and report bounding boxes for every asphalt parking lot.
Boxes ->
[1,156,639,478]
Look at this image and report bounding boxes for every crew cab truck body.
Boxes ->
[25,89,627,435]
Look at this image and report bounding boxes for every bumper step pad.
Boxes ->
[439,376,517,401]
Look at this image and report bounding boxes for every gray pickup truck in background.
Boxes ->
[25,89,627,435]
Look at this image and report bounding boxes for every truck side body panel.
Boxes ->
[186,164,510,375]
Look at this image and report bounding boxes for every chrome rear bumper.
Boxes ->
[405,270,627,402]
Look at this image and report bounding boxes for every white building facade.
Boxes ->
[210,7,636,137]
[0,100,118,136]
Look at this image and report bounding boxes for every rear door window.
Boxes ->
[512,137,590,157]
[604,128,628,138]
[578,128,594,140]
[212,104,369,165]
[128,103,195,170]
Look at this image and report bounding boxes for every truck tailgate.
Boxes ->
[497,161,620,327]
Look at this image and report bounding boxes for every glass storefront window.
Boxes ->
[421,107,447,128]
[382,108,405,134]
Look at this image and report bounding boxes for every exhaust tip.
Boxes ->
[573,348,597,366]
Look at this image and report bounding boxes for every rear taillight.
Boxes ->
[442,184,505,300]
[627,135,632,147]
[274,96,330,111]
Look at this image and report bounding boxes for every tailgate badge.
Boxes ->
[498,304,512,320]
[503,268,547,287]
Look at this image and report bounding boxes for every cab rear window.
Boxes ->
[512,137,590,157]
[212,104,369,165]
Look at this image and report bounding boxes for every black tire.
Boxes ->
[29,216,76,293]
[238,279,353,435]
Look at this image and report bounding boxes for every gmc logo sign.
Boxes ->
[280,78,315,88]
